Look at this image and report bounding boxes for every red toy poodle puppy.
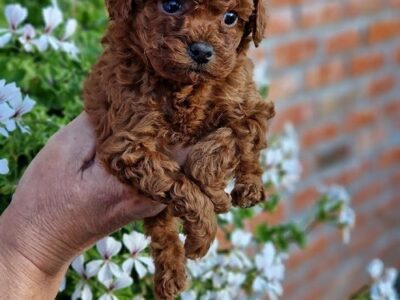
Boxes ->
[84,0,275,298]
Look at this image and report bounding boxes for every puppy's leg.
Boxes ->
[231,101,274,208]
[185,127,238,214]
[144,207,186,300]
[99,132,217,259]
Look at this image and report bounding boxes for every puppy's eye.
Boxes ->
[223,11,238,27]
[162,0,183,15]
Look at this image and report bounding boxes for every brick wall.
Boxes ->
[249,0,400,299]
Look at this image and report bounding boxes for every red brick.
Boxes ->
[381,98,400,118]
[267,73,301,100]
[300,2,343,29]
[305,60,345,89]
[368,75,396,96]
[316,89,359,117]
[368,19,400,44]
[344,109,376,131]
[389,0,400,8]
[271,102,314,132]
[267,8,296,36]
[245,203,286,231]
[349,223,386,254]
[274,38,318,68]
[379,147,400,167]
[327,162,369,186]
[292,186,319,213]
[354,127,386,155]
[302,122,339,148]
[345,0,383,16]
[270,0,310,7]
[395,48,400,64]
[353,180,385,206]
[287,234,330,270]
[326,29,359,54]
[350,52,384,75]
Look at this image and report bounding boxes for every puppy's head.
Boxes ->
[106,0,267,83]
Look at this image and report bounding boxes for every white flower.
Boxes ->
[0,159,9,175]
[252,59,269,88]
[98,275,133,300]
[367,259,398,300]
[5,95,36,134]
[18,24,36,52]
[252,243,286,300]
[33,33,60,52]
[231,229,252,249]
[227,272,246,287]
[92,237,123,283]
[59,41,79,59]
[71,255,103,300]
[368,259,385,280]
[5,4,27,31]
[63,19,77,40]
[262,167,279,187]
[43,5,63,34]
[121,231,154,278]
[0,33,12,48]
[0,79,21,104]
[281,124,299,156]
[225,179,235,193]
[0,103,14,137]
[219,211,234,223]
[320,185,350,206]
[59,276,66,292]
[371,281,398,300]
[265,149,283,166]
[181,290,197,300]
[281,159,302,191]
[338,205,355,244]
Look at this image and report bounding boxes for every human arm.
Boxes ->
[0,113,168,299]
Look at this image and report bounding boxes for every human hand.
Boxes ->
[0,113,185,299]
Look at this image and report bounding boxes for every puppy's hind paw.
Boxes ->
[154,261,187,300]
[231,182,266,208]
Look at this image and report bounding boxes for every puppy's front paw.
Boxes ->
[231,182,265,208]
[184,233,214,260]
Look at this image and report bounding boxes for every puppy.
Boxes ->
[84,0,275,299]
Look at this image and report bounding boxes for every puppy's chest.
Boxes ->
[161,99,219,145]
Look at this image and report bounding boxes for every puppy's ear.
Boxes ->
[106,0,133,20]
[251,0,267,47]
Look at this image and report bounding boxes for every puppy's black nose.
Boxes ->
[188,42,214,64]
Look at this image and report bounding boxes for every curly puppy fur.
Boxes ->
[84,0,275,298]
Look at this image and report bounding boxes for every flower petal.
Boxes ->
[122,258,134,274]
[63,19,77,40]
[367,259,384,280]
[5,4,27,30]
[112,275,133,290]
[81,284,93,300]
[98,264,113,285]
[43,6,63,33]
[86,260,103,278]
[134,260,148,279]
[0,33,12,48]
[0,159,9,175]
[71,255,85,276]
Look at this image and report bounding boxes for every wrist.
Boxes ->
[0,240,67,300]
[0,200,70,299]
